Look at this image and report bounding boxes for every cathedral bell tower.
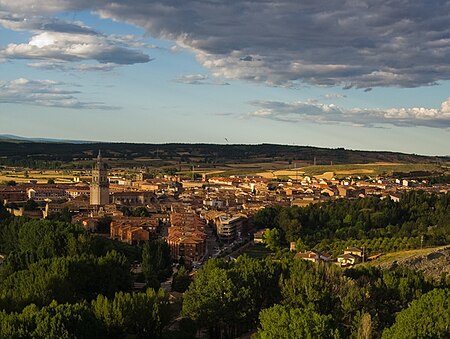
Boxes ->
[90,150,109,206]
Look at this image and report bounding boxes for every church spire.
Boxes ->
[91,149,109,207]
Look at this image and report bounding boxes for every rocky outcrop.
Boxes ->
[379,246,450,279]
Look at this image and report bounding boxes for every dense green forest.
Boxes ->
[254,190,450,255]
[181,255,450,338]
[0,204,174,338]
[0,192,449,338]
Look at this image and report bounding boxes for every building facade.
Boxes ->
[111,191,157,206]
[0,186,27,203]
[27,187,67,202]
[166,209,207,262]
[110,217,158,244]
[216,215,245,242]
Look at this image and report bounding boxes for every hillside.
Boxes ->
[368,246,450,279]
[0,134,93,144]
[0,141,448,170]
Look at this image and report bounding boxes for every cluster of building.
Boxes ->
[166,208,207,262]
[1,152,448,264]
[294,246,382,267]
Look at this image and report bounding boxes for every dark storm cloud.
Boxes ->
[92,0,450,88]
[2,1,450,87]
[0,12,99,34]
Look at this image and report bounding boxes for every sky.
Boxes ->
[0,1,449,156]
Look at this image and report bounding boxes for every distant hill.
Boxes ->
[0,140,448,168]
[0,134,95,144]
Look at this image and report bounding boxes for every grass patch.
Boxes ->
[240,243,272,259]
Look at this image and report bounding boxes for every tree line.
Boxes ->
[0,288,169,338]
[254,190,450,252]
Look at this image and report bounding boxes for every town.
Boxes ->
[0,149,449,338]
[1,151,448,268]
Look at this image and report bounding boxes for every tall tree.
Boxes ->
[258,304,337,339]
[263,228,282,251]
[141,239,172,287]
[171,265,191,293]
[382,289,450,339]
[182,261,237,338]
[92,288,170,339]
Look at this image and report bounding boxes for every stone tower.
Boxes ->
[90,150,109,206]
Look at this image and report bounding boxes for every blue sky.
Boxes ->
[0,1,449,156]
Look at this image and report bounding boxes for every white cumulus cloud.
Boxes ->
[173,74,229,85]
[0,78,119,109]
[0,11,151,68]
[247,98,450,129]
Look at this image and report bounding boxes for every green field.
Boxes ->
[0,169,85,184]
[240,243,273,258]
[299,163,446,177]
